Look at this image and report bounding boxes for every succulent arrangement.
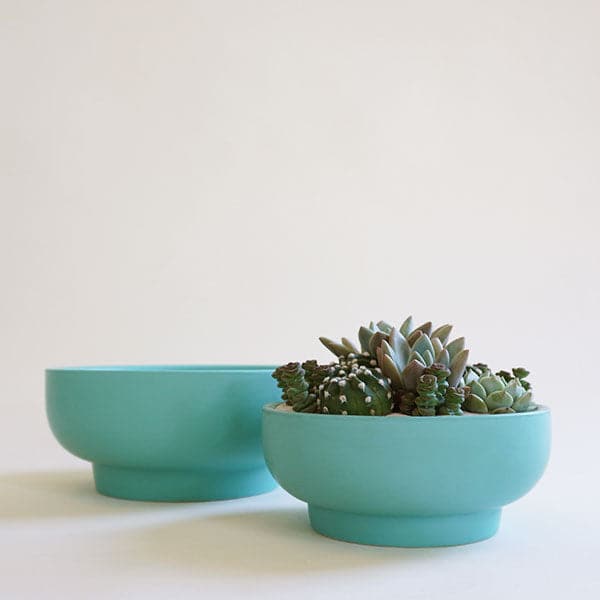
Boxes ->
[273,317,538,417]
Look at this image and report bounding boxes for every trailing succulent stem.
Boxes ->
[438,387,465,415]
[424,363,451,403]
[410,372,465,416]
[413,374,439,416]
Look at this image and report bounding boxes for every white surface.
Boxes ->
[1,0,599,598]
[0,463,597,599]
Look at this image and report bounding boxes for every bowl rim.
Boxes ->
[263,401,550,420]
[46,364,279,374]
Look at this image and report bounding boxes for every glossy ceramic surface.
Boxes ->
[47,366,280,501]
[263,404,551,546]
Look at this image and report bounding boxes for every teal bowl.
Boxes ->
[46,366,280,501]
[263,403,551,547]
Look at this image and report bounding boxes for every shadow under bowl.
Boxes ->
[46,365,280,502]
[262,403,551,547]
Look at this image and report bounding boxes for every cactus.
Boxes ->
[464,370,536,414]
[272,362,318,413]
[343,352,379,368]
[318,358,393,416]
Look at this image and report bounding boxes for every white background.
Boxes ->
[1,1,599,598]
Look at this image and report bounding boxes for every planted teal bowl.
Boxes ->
[47,366,280,501]
[263,403,551,547]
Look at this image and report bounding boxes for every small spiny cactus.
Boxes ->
[318,358,393,416]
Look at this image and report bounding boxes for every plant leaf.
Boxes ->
[446,337,465,360]
[319,337,348,357]
[358,326,373,353]
[408,349,426,365]
[435,348,450,367]
[382,354,403,389]
[402,359,426,391]
[368,331,388,356]
[407,329,423,345]
[431,324,453,345]
[504,378,525,400]
[486,390,513,411]
[376,320,393,334]
[422,349,434,366]
[399,316,413,337]
[414,321,433,336]
[463,393,488,413]
[512,390,535,412]
[480,373,505,395]
[412,333,435,359]
[448,348,469,386]
[341,337,359,354]
[388,327,409,368]
[469,380,487,399]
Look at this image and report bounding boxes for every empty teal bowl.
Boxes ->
[46,366,280,501]
[263,403,551,547]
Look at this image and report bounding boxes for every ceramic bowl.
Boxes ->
[47,365,280,501]
[263,403,551,547]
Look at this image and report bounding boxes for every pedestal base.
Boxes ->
[93,464,277,502]
[308,505,501,547]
